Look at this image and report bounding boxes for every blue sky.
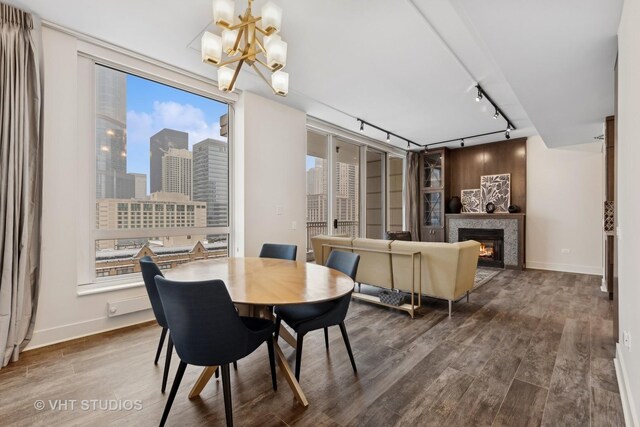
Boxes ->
[125,74,228,186]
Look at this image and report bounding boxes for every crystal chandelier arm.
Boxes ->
[250,63,277,95]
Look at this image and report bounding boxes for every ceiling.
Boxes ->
[9,0,623,150]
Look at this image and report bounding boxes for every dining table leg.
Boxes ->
[188,366,218,399]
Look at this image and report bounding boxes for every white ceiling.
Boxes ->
[9,0,622,149]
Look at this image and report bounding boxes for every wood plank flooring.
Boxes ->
[0,269,624,426]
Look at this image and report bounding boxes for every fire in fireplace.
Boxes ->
[459,228,504,268]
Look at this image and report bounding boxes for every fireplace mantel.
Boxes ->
[446,213,525,270]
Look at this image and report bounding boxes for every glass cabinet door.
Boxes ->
[423,152,443,188]
[423,191,442,227]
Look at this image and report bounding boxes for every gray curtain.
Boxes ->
[405,151,420,241]
[0,3,43,368]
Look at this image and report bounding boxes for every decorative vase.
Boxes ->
[485,202,496,214]
[448,196,462,214]
[508,205,521,213]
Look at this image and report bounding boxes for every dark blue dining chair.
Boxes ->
[139,256,173,393]
[155,277,277,427]
[259,243,297,261]
[274,250,359,381]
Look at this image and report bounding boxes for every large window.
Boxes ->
[93,65,231,279]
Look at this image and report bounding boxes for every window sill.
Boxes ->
[77,277,145,296]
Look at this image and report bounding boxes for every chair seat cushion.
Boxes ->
[274,301,336,331]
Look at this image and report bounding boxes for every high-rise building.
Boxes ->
[95,66,134,199]
[161,148,192,198]
[150,128,188,194]
[193,138,229,227]
[130,173,147,199]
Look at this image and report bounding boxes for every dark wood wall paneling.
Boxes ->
[447,138,527,212]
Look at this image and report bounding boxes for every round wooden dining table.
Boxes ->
[164,257,355,407]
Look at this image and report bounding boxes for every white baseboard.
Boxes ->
[525,261,602,276]
[25,310,155,351]
[615,343,639,427]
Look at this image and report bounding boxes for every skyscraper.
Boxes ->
[161,148,192,198]
[95,66,134,199]
[149,128,188,194]
[130,173,147,199]
[193,138,229,227]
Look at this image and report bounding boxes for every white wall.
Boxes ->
[236,92,307,259]
[526,135,604,275]
[30,27,155,348]
[616,0,640,423]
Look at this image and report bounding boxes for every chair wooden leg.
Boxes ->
[215,367,219,378]
[324,327,329,350]
[295,333,305,381]
[155,328,167,365]
[221,364,234,427]
[266,338,277,391]
[162,335,173,393]
[339,322,357,374]
[160,360,187,427]
[274,316,282,342]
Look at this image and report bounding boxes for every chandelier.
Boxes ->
[201,0,289,96]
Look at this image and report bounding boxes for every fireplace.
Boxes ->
[458,228,504,268]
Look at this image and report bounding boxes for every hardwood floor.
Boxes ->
[0,269,624,426]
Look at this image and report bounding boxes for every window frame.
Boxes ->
[76,43,236,291]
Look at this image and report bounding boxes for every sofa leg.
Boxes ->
[448,300,452,317]
[466,291,469,303]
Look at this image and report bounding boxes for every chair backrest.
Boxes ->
[259,243,297,261]
[324,250,360,324]
[139,256,167,328]
[326,250,360,281]
[154,277,252,366]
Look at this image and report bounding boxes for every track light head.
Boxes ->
[505,128,511,139]
[359,122,364,133]
[386,132,390,143]
[407,141,410,149]
[493,109,499,119]
[475,86,483,102]
[460,139,465,147]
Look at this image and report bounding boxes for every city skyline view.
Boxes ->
[125,73,228,195]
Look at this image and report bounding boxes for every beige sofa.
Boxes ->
[311,235,481,315]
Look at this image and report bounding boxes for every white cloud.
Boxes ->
[127,101,226,150]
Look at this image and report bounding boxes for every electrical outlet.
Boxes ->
[561,248,571,254]
[623,331,631,350]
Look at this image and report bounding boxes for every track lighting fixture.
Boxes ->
[475,86,483,102]
[505,127,511,139]
[493,109,499,119]
[460,139,465,147]
[356,118,418,150]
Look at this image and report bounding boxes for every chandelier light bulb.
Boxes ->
[201,31,223,64]
[271,70,289,96]
[213,0,235,27]
[265,34,287,70]
[261,1,283,34]
[222,29,239,55]
[217,67,235,92]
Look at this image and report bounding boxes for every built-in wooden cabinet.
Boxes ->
[420,148,449,242]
